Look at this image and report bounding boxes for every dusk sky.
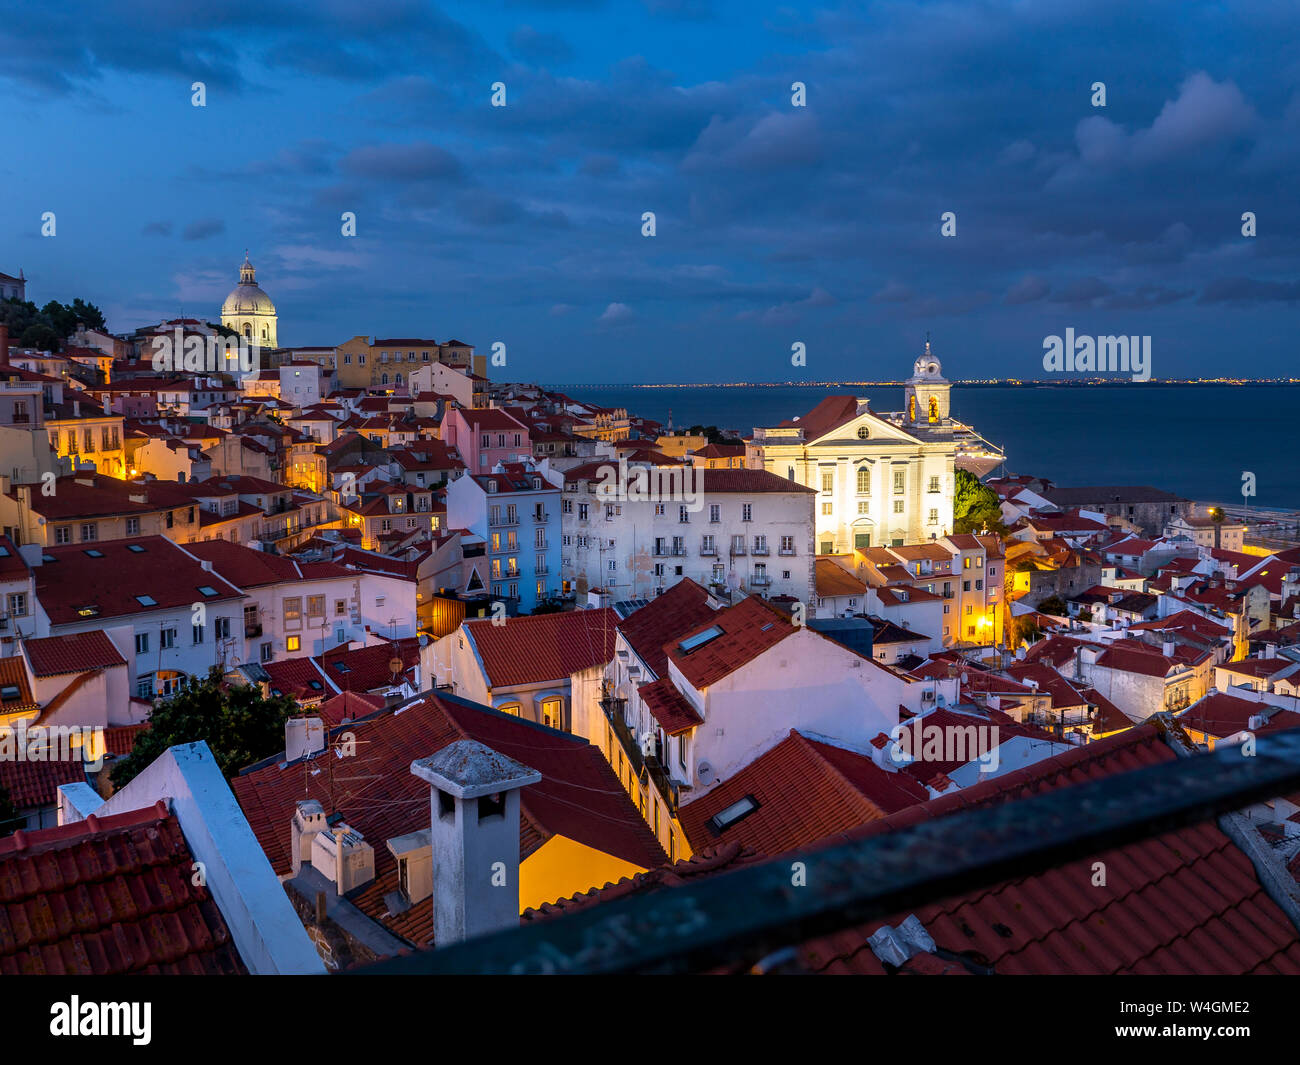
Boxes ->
[2,0,1297,383]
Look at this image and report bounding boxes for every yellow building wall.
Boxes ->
[519,834,647,913]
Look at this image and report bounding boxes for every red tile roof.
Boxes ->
[637,677,703,735]
[528,722,1300,975]
[1176,692,1300,739]
[815,558,867,598]
[778,395,860,441]
[678,730,928,855]
[616,579,717,677]
[21,631,126,678]
[232,692,665,947]
[33,537,243,625]
[667,595,797,690]
[0,802,246,974]
[465,609,619,687]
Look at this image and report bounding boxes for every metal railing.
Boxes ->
[361,724,1300,975]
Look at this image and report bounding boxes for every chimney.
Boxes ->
[410,739,541,947]
[72,400,80,418]
[310,822,375,895]
[1162,638,1175,658]
[290,799,328,876]
[286,716,326,761]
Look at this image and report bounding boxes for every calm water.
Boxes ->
[552,384,1300,509]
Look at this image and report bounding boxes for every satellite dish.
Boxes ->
[697,760,716,786]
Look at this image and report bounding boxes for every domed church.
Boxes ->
[221,252,278,348]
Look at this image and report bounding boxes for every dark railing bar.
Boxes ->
[359,727,1300,975]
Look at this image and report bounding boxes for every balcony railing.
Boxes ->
[700,545,717,557]
[752,546,769,556]
[778,547,796,556]
[244,623,262,638]
[749,575,771,587]
[600,694,679,816]
[730,544,746,557]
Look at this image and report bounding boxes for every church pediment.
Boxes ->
[805,409,922,447]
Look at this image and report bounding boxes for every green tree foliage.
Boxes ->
[110,668,298,788]
[686,424,726,445]
[0,296,106,352]
[953,468,1006,535]
[1038,594,1068,617]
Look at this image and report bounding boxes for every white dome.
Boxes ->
[222,254,276,317]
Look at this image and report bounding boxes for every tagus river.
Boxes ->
[554,383,1300,510]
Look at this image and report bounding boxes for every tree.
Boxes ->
[110,668,298,788]
[19,323,61,352]
[1011,614,1044,646]
[953,468,1006,535]
[686,424,726,445]
[1039,594,1068,617]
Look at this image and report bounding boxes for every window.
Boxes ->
[822,502,833,516]
[742,503,753,522]
[929,476,940,493]
[260,642,273,662]
[215,617,231,639]
[857,468,870,494]
[287,635,300,652]
[578,503,589,521]
[963,580,971,592]
[893,500,904,514]
[6,593,26,617]
[679,504,690,523]
[780,535,794,554]
[822,471,834,493]
[81,523,97,542]
[284,597,302,629]
[893,470,905,494]
[307,595,325,620]
[708,795,760,833]
[709,504,721,523]
[137,675,154,699]
[54,525,71,544]
[928,508,939,525]
[562,499,573,514]
[160,628,177,650]
[975,579,983,591]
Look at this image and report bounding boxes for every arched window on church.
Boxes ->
[244,324,251,339]
[928,396,938,422]
[395,373,403,385]
[381,373,389,385]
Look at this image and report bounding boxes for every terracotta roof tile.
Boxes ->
[0,802,246,975]
[667,596,796,690]
[21,631,126,678]
[466,609,618,687]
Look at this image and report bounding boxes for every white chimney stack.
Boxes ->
[411,739,541,948]
[290,799,327,876]
[286,716,326,761]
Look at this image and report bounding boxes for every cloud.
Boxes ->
[142,220,173,237]
[182,218,226,241]
[509,26,574,65]
[1198,278,1300,304]
[598,302,635,324]
[339,142,464,182]
[1004,275,1049,305]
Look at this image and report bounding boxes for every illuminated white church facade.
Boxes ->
[221,253,278,349]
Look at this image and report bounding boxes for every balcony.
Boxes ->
[244,622,262,638]
[751,545,769,556]
[533,511,549,523]
[749,575,771,587]
[778,547,796,556]
[700,545,717,557]
[730,544,746,557]
[600,694,679,816]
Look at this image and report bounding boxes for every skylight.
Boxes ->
[135,595,157,606]
[708,795,760,834]
[83,549,104,558]
[678,625,724,655]
[127,544,146,553]
[197,586,218,597]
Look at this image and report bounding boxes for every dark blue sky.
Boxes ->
[2,0,1297,383]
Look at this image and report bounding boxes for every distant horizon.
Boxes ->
[546,378,1300,388]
